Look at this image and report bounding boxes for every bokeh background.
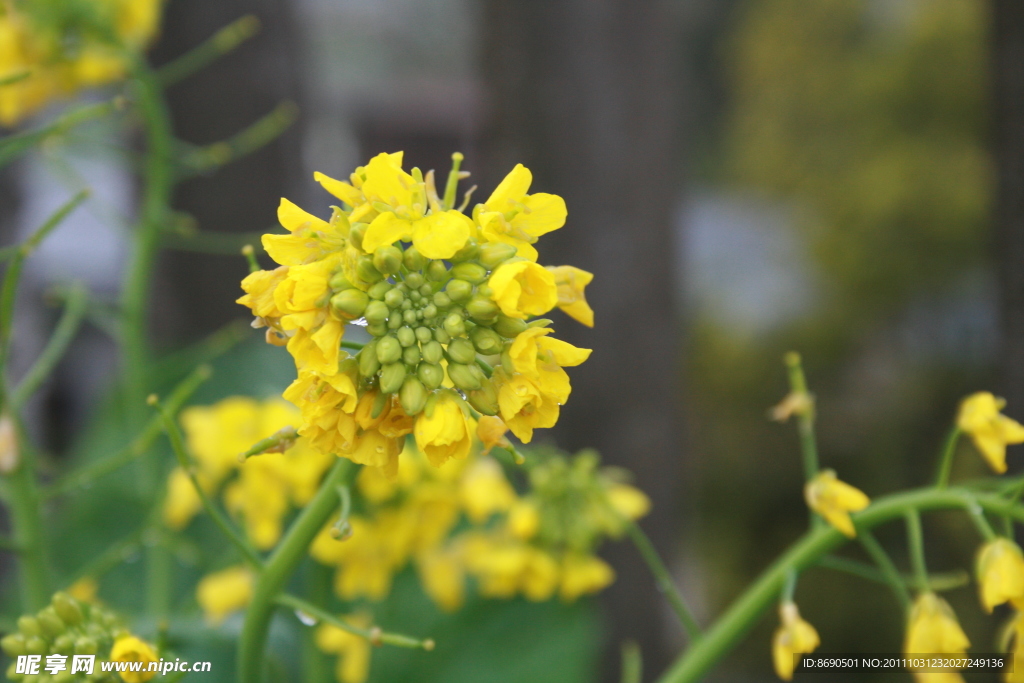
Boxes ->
[3,0,1022,681]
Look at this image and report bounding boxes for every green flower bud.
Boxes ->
[493,314,528,338]
[373,245,403,275]
[397,327,417,348]
[478,242,518,268]
[444,312,466,337]
[409,290,422,303]
[380,362,407,394]
[2,634,26,657]
[400,377,428,415]
[415,327,433,344]
[349,223,367,250]
[402,309,417,325]
[418,362,444,389]
[18,616,41,638]
[367,322,387,337]
[426,260,450,282]
[369,281,393,300]
[376,336,402,364]
[387,314,403,330]
[330,289,369,319]
[365,300,390,325]
[422,341,444,364]
[445,279,473,302]
[447,362,481,391]
[5,662,15,680]
[403,345,421,365]
[466,295,499,322]
[384,288,405,309]
[73,637,97,655]
[51,593,82,627]
[55,669,75,683]
[501,346,516,375]
[468,379,499,416]
[422,304,438,319]
[451,238,479,262]
[471,326,504,355]
[403,246,426,271]
[418,283,433,297]
[451,262,487,284]
[447,338,477,364]
[401,299,413,310]
[356,255,383,284]
[53,635,74,653]
[330,272,355,291]
[434,328,451,344]
[405,272,425,288]
[24,636,47,656]
[433,292,452,308]
[36,607,64,638]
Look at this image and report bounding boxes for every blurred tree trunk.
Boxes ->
[995,0,1024,413]
[148,0,306,348]
[478,2,685,678]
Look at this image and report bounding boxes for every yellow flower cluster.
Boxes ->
[308,445,649,612]
[238,152,593,479]
[0,0,163,126]
[162,397,334,550]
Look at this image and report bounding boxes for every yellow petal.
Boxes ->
[484,163,532,210]
[514,192,567,237]
[313,171,364,207]
[412,210,473,259]
[278,197,329,233]
[362,212,413,253]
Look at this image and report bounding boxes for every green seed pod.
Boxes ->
[403,309,418,325]
[466,295,499,322]
[422,341,444,365]
[471,326,504,355]
[356,255,383,284]
[387,314,403,330]
[447,338,477,364]
[444,312,466,337]
[17,616,41,638]
[426,260,450,282]
[422,304,438,319]
[405,272,425,289]
[368,281,392,300]
[330,289,369,319]
[380,362,407,394]
[24,636,47,656]
[415,327,433,343]
[468,379,499,416]
[330,272,355,291]
[397,327,417,348]
[418,362,444,389]
[445,279,473,302]
[73,637,98,656]
[349,223,367,250]
[400,377,428,415]
[433,292,452,308]
[434,328,451,344]
[373,245,403,275]
[403,345,421,365]
[367,322,388,337]
[403,246,426,271]
[384,288,405,309]
[36,607,64,638]
[376,336,402,364]
[51,593,82,627]
[447,362,481,391]
[364,301,387,325]
[451,238,479,262]
[478,242,518,268]
[493,314,528,338]
[1,634,26,657]
[451,262,487,284]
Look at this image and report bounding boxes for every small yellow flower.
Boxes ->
[459,457,516,523]
[196,565,254,625]
[803,469,869,538]
[905,592,970,657]
[414,391,473,467]
[477,415,511,455]
[316,614,372,683]
[508,500,541,540]
[772,602,820,681]
[474,163,567,261]
[109,635,159,683]
[496,371,560,443]
[607,484,651,521]
[487,261,559,320]
[977,538,1024,613]
[507,326,591,403]
[162,467,202,530]
[547,265,594,327]
[67,577,98,603]
[416,546,466,612]
[957,392,1024,473]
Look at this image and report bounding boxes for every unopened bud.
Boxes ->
[37,607,64,637]
[373,245,403,275]
[445,279,473,302]
[403,345,421,365]
[422,341,444,365]
[400,377,428,415]
[330,289,369,319]
[403,246,426,271]
[330,272,354,290]
[470,327,503,355]
[466,295,499,322]
[384,287,405,309]
[405,272,425,288]
[433,292,452,308]
[403,309,418,325]
[17,616,41,638]
[447,362,481,391]
[478,241,518,268]
[451,238,479,262]
[1,634,25,657]
[397,326,417,348]
[418,362,444,389]
[349,223,367,250]
[444,313,466,337]
[52,593,82,626]
[451,262,487,284]
[379,363,407,394]
[426,260,450,282]
[73,637,97,655]
[365,300,390,325]
[433,328,451,344]
[447,338,477,364]
[376,336,402,364]
[493,314,528,338]
[24,636,46,656]
[501,346,516,375]
[467,380,499,416]
[367,322,387,337]
[368,281,392,300]
[356,255,383,284]
[388,313,403,329]
[415,327,433,343]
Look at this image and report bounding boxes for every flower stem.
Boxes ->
[277,593,434,649]
[624,519,701,641]
[856,530,910,612]
[934,426,962,489]
[783,352,819,483]
[237,458,358,683]
[905,509,929,592]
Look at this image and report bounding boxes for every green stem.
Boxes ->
[816,554,966,595]
[783,353,819,483]
[855,530,910,612]
[655,486,1024,683]
[300,563,333,683]
[340,341,365,352]
[237,458,357,683]
[158,15,261,87]
[5,443,49,611]
[0,100,123,169]
[442,152,464,210]
[620,641,642,683]
[905,510,928,592]
[277,593,434,650]
[780,569,797,604]
[176,102,298,178]
[624,519,701,641]
[964,501,998,541]
[934,426,962,489]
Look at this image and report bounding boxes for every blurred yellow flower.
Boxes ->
[803,469,869,538]
[957,392,1024,474]
[1006,611,1024,683]
[977,538,1024,613]
[559,552,614,602]
[196,565,253,625]
[458,457,516,523]
[109,635,158,683]
[772,602,820,681]
[905,593,969,673]
[316,614,372,683]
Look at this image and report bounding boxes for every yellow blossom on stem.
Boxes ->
[957,392,1024,473]
[196,565,254,625]
[495,370,560,443]
[905,593,969,674]
[416,546,466,612]
[110,635,159,683]
[772,602,820,681]
[316,614,373,683]
[474,163,567,261]
[977,538,1024,613]
[414,391,473,467]
[607,483,651,522]
[458,457,516,523]
[803,469,869,538]
[547,265,594,327]
[559,552,614,602]
[477,415,512,455]
[508,326,591,403]
[487,261,559,319]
